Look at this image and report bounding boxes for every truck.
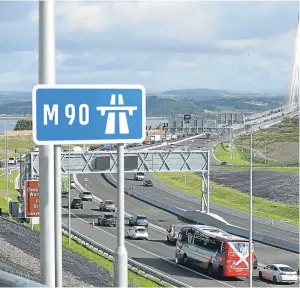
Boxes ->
[150,134,161,143]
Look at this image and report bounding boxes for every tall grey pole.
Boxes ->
[207,150,210,213]
[39,0,56,286]
[114,144,128,287]
[249,129,253,287]
[68,145,71,245]
[5,122,8,208]
[54,146,62,287]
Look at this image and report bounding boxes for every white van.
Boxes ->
[8,157,16,165]
[134,172,145,181]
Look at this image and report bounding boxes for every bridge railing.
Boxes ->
[0,270,46,287]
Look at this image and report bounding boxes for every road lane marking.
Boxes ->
[62,207,236,288]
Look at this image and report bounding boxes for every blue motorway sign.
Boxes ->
[32,84,146,145]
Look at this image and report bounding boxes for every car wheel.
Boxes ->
[273,276,277,284]
[259,272,263,280]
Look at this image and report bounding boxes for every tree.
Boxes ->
[14,119,32,131]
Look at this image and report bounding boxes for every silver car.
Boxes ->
[79,191,93,201]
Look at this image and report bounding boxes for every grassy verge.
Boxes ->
[28,226,164,287]
[214,144,250,165]
[154,172,299,226]
[212,166,299,174]
[0,170,19,213]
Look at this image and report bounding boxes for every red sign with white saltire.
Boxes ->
[24,180,40,218]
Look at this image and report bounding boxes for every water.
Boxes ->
[0,120,18,134]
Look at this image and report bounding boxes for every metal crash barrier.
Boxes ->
[0,270,46,287]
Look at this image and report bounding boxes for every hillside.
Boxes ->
[0,90,284,116]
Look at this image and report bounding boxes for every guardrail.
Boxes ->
[61,224,188,287]
[0,270,46,287]
[103,174,299,254]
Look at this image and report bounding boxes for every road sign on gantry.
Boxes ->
[24,180,40,218]
[32,84,146,145]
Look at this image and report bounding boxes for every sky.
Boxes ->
[0,1,299,93]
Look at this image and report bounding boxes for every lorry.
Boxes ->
[150,134,161,143]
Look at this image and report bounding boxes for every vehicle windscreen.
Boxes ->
[73,199,81,203]
[137,216,147,221]
[83,192,91,195]
[9,158,14,161]
[136,228,146,232]
[137,172,144,176]
[279,267,294,272]
[105,215,114,219]
[106,201,114,204]
[229,242,250,256]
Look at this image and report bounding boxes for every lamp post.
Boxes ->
[249,127,253,287]
[4,122,15,209]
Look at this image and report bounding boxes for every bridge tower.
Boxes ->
[285,2,300,109]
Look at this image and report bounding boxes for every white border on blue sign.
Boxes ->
[32,84,146,145]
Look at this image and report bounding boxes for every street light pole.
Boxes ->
[114,143,128,287]
[5,122,8,208]
[38,0,56,286]
[68,145,71,245]
[249,128,253,287]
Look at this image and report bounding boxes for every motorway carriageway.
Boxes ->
[72,174,298,287]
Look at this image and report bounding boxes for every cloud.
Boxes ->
[0,1,298,93]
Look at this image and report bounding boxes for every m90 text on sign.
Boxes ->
[32,84,146,145]
[24,180,40,218]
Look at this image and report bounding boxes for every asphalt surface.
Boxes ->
[71,174,299,287]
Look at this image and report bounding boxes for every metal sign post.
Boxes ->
[54,145,62,287]
[114,144,128,287]
[32,84,146,288]
[38,1,56,287]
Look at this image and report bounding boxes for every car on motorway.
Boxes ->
[99,200,116,212]
[71,197,83,209]
[258,264,298,284]
[79,191,93,201]
[126,226,148,240]
[8,157,16,165]
[128,215,149,227]
[97,213,116,227]
[134,172,145,181]
[70,180,76,189]
[143,180,153,187]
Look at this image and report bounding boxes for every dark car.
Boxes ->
[71,198,83,209]
[143,180,153,187]
[129,215,149,227]
[98,213,116,227]
[220,161,227,166]
[253,254,257,269]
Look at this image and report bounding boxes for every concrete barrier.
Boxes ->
[102,173,186,217]
[181,210,299,253]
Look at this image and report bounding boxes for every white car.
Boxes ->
[70,180,76,189]
[126,226,148,240]
[259,264,298,284]
[79,191,93,201]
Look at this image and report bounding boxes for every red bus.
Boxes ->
[175,225,255,278]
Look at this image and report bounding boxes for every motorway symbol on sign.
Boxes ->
[32,84,146,145]
[24,180,40,218]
